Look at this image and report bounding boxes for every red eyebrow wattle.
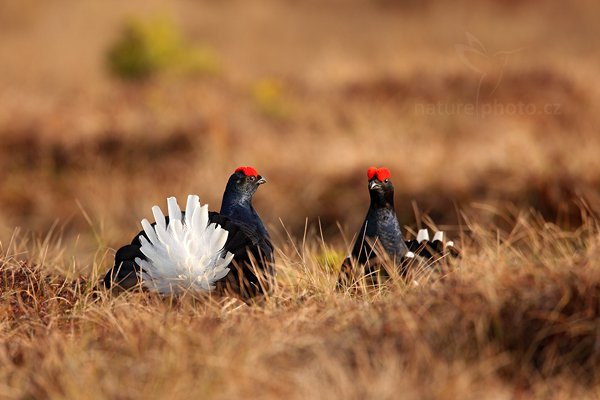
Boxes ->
[235,166,259,177]
[376,168,391,181]
[367,166,391,181]
[367,167,377,180]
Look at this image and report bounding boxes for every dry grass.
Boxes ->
[1,0,600,398]
[1,211,599,399]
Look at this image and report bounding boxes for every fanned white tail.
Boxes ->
[134,195,234,294]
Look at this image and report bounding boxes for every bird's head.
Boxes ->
[225,166,267,201]
[367,166,394,206]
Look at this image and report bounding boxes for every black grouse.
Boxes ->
[103,166,274,298]
[338,166,456,287]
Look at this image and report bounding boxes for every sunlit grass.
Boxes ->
[0,210,598,399]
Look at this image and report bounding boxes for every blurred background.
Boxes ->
[1,0,599,266]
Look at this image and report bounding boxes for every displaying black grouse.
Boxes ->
[103,166,274,298]
[338,166,456,287]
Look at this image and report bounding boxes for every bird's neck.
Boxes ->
[369,191,395,211]
[220,191,269,238]
[367,192,398,229]
[220,191,252,219]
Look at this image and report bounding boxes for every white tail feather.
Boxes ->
[135,195,234,294]
[417,229,429,243]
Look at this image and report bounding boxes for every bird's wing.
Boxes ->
[209,212,274,264]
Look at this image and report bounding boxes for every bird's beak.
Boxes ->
[369,180,381,190]
[257,176,267,185]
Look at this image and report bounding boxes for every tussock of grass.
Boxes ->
[0,212,599,399]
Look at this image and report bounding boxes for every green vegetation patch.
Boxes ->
[106,15,220,80]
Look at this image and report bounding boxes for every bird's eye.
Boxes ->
[384,179,389,183]
[249,176,256,181]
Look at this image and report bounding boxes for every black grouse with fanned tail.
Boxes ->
[103,166,274,298]
[338,166,457,288]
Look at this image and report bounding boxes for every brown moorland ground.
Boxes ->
[1,0,599,398]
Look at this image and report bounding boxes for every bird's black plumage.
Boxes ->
[103,167,274,298]
[350,176,409,263]
[338,167,456,288]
